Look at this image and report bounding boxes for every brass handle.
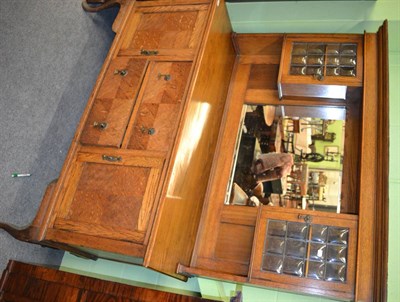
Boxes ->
[140,49,159,56]
[93,121,108,130]
[114,69,128,76]
[313,73,324,81]
[102,155,122,162]
[140,126,156,135]
[298,214,312,224]
[158,73,171,81]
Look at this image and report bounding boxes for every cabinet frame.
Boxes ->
[185,23,389,302]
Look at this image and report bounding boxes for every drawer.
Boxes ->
[118,5,209,58]
[80,58,147,147]
[126,61,192,152]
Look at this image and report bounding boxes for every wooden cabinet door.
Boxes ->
[118,5,209,57]
[125,61,192,152]
[53,149,163,245]
[278,35,363,99]
[80,58,147,147]
[250,206,357,300]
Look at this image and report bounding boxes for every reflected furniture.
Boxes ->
[0,0,389,301]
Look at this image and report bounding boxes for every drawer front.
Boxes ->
[119,5,208,57]
[54,150,164,244]
[127,61,192,152]
[80,58,147,147]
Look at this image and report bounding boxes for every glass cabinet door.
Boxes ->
[250,207,357,298]
[289,42,358,79]
[278,35,363,100]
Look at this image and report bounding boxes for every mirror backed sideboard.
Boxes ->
[0,0,389,301]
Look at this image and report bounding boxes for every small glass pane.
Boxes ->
[266,236,285,255]
[308,261,325,280]
[290,66,306,75]
[286,239,307,258]
[309,243,326,261]
[328,227,349,244]
[291,55,307,65]
[326,44,340,55]
[267,220,287,237]
[326,67,340,76]
[340,67,356,77]
[307,55,324,65]
[287,222,308,240]
[340,56,357,66]
[262,254,283,273]
[306,66,323,76]
[326,55,340,66]
[326,263,346,282]
[340,44,357,55]
[311,225,328,243]
[292,43,307,55]
[327,245,347,263]
[307,43,325,55]
[283,257,304,277]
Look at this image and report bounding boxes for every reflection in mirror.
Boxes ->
[225,104,345,213]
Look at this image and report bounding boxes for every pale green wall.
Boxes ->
[226,0,400,301]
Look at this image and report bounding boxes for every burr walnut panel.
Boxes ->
[127,61,192,152]
[80,58,147,147]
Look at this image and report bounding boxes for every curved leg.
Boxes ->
[0,180,58,243]
[0,222,39,242]
[82,0,122,13]
[0,222,97,260]
[0,180,98,260]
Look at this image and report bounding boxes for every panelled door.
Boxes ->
[80,58,147,147]
[124,61,192,152]
[53,149,163,245]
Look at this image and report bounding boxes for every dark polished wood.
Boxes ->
[373,20,389,302]
[0,260,217,302]
[82,0,122,13]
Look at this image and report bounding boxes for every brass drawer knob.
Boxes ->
[298,214,313,224]
[140,49,159,56]
[102,155,122,162]
[140,126,156,135]
[114,69,128,76]
[158,73,171,81]
[313,73,324,81]
[93,121,108,130]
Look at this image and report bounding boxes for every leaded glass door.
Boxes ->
[250,207,357,299]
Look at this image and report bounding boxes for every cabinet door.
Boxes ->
[80,58,147,147]
[53,149,163,244]
[118,5,208,57]
[251,207,357,299]
[125,61,192,152]
[278,35,363,99]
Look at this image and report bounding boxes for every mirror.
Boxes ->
[225,104,345,213]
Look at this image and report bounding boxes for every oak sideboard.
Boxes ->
[1,1,389,301]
